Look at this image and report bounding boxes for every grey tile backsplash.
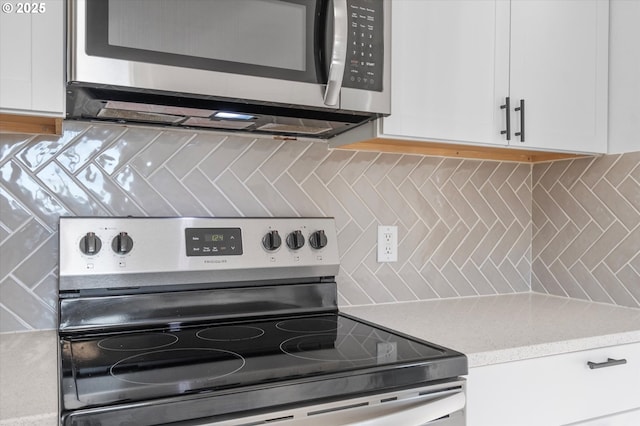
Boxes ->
[532,153,640,308]
[0,122,637,331]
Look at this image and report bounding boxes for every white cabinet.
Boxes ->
[382,0,608,154]
[569,407,640,426]
[509,0,608,153]
[467,342,640,426]
[382,0,510,147]
[0,0,64,117]
[607,0,640,154]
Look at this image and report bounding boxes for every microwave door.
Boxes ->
[70,0,337,110]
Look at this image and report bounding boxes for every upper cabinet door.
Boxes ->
[0,4,32,112]
[382,0,510,146]
[0,0,64,116]
[509,0,609,153]
[607,0,640,154]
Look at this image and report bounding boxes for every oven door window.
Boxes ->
[85,0,328,84]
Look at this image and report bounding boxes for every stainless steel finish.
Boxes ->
[58,215,467,426]
[323,0,348,106]
[340,0,391,114]
[203,379,466,426]
[69,1,332,109]
[67,0,391,139]
[328,118,381,148]
[59,217,339,291]
[61,363,467,425]
[69,0,391,112]
[66,0,75,87]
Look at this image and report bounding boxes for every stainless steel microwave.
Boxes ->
[67,0,390,139]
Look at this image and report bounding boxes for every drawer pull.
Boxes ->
[587,358,627,369]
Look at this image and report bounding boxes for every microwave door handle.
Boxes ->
[324,0,348,106]
[343,392,466,426]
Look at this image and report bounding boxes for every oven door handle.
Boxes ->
[323,0,348,106]
[345,392,466,426]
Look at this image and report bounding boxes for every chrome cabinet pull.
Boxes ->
[500,97,511,141]
[587,358,627,369]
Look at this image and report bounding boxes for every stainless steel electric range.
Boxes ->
[58,217,467,426]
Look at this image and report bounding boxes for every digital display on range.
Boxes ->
[185,228,242,256]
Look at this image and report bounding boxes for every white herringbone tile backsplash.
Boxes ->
[0,123,535,331]
[3,122,638,332]
[532,153,640,308]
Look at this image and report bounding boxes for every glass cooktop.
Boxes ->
[61,313,456,409]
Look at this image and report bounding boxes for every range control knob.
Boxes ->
[286,230,305,250]
[79,232,102,255]
[112,232,133,255]
[262,230,282,251]
[309,230,328,249]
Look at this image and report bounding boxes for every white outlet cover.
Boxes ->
[377,225,398,262]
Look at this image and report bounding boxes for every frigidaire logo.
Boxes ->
[204,259,227,264]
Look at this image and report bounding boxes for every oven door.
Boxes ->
[69,0,387,112]
[198,380,466,426]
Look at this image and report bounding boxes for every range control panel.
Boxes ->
[342,0,384,92]
[58,217,340,291]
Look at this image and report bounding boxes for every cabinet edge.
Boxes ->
[337,138,594,163]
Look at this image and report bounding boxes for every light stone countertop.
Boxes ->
[343,293,640,368]
[0,330,58,425]
[3,293,640,424]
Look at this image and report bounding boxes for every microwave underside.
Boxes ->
[66,83,379,139]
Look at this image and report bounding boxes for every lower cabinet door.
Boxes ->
[467,342,640,426]
[566,407,640,426]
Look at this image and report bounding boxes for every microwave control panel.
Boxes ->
[343,0,384,92]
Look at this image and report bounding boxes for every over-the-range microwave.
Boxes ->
[67,0,390,139]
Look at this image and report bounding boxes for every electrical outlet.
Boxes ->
[377,225,398,262]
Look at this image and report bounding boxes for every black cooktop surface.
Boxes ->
[61,312,460,409]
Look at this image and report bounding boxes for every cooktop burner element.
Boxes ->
[280,332,397,363]
[58,217,467,426]
[98,333,179,351]
[110,348,246,385]
[275,317,341,333]
[197,325,265,341]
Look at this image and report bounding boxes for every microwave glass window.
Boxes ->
[107,0,307,72]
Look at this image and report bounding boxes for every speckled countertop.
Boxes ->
[0,330,58,425]
[344,293,640,367]
[2,293,640,424]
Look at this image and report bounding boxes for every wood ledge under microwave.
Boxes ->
[337,138,590,163]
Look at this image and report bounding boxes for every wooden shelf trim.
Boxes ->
[0,113,63,135]
[337,138,590,163]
